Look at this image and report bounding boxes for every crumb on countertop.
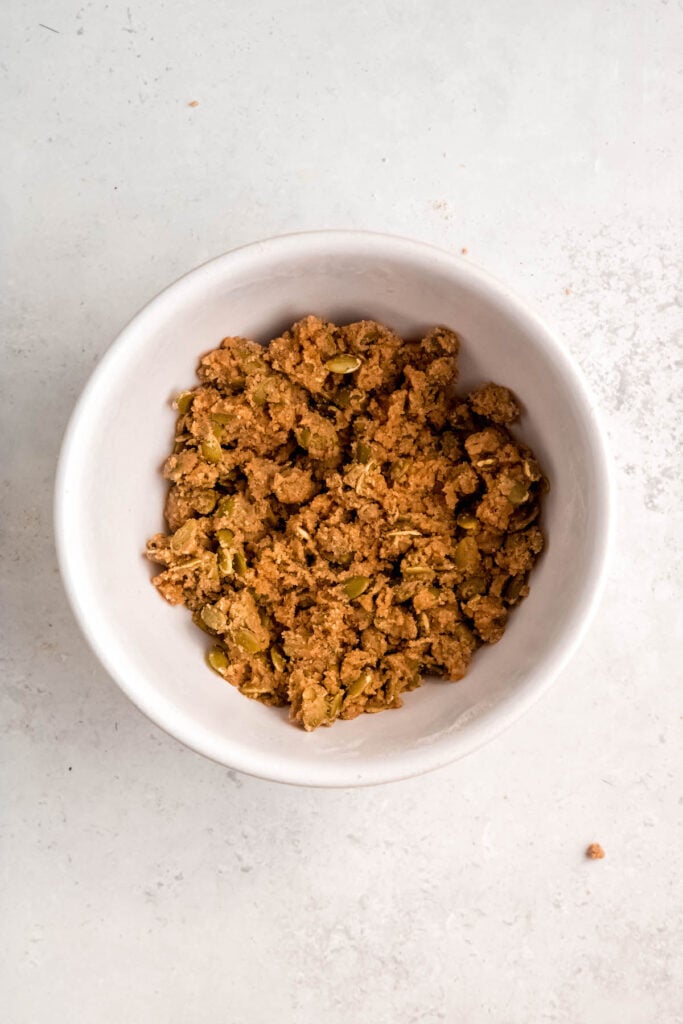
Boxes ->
[586,842,605,860]
[188,100,199,108]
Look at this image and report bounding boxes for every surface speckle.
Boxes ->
[1,1,682,1021]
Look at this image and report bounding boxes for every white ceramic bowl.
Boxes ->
[55,231,612,786]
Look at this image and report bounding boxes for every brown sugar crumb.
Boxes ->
[188,100,199,108]
[564,287,571,295]
[461,247,468,255]
[469,383,520,425]
[146,317,547,731]
[586,843,605,860]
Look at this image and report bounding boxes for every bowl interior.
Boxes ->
[57,233,609,785]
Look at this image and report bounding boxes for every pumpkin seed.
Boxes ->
[170,557,202,572]
[217,548,233,575]
[345,669,372,701]
[233,628,266,654]
[458,575,487,601]
[201,434,222,463]
[344,575,371,599]
[324,354,362,374]
[454,537,480,571]
[456,512,478,530]
[327,691,343,718]
[505,575,526,603]
[207,646,228,674]
[193,611,214,636]
[201,604,227,632]
[297,426,311,450]
[170,520,195,554]
[508,481,529,506]
[270,647,286,673]
[509,505,540,532]
[216,495,235,517]
[175,391,194,415]
[455,623,476,647]
[391,458,410,481]
[356,441,372,464]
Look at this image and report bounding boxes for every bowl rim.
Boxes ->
[54,229,614,787]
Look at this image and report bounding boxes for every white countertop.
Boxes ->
[2,1,682,1020]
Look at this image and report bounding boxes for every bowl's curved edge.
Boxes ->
[54,229,614,788]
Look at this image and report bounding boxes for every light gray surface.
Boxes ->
[1,1,682,1021]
